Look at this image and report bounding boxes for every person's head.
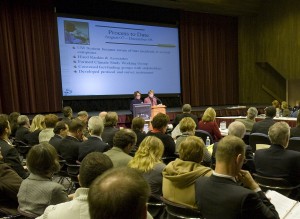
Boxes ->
[128,136,164,172]
[182,104,192,113]
[53,121,69,137]
[0,116,10,137]
[228,121,246,139]
[98,111,107,124]
[30,114,45,132]
[272,100,280,108]
[78,111,89,123]
[148,90,154,98]
[179,117,196,134]
[26,142,60,177]
[8,112,20,124]
[134,91,141,100]
[179,136,205,163]
[44,114,59,128]
[151,113,169,133]
[268,122,290,148]
[79,152,113,188]
[113,129,137,153]
[215,135,246,175]
[68,119,85,141]
[88,116,104,137]
[247,107,258,120]
[281,101,288,110]
[131,117,145,132]
[62,106,73,118]
[17,115,30,127]
[201,107,216,122]
[104,112,118,127]
[88,167,150,219]
[265,106,276,118]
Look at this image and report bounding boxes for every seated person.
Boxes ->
[78,116,109,161]
[128,136,166,196]
[195,135,279,219]
[251,106,276,135]
[176,117,211,165]
[235,107,258,132]
[291,112,300,137]
[172,104,198,130]
[0,149,23,216]
[131,117,147,150]
[37,152,113,219]
[104,129,136,167]
[49,121,68,153]
[198,107,222,142]
[15,115,31,144]
[281,101,291,117]
[212,121,254,173]
[146,113,175,157]
[88,167,151,219]
[8,112,20,138]
[25,114,45,146]
[18,142,68,217]
[61,106,73,125]
[58,119,84,164]
[255,122,300,186]
[144,90,161,106]
[39,114,58,143]
[130,91,143,112]
[163,136,212,208]
[0,115,28,179]
[101,112,119,148]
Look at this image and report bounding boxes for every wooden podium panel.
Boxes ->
[151,105,166,119]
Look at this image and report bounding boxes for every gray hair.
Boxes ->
[78,111,88,117]
[88,116,104,136]
[268,122,290,147]
[17,115,29,126]
[247,107,258,120]
[228,121,246,139]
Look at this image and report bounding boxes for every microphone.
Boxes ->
[154,96,162,105]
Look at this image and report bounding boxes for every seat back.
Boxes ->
[66,163,80,193]
[252,173,297,197]
[162,154,179,165]
[195,130,213,144]
[147,195,165,219]
[287,137,300,152]
[242,132,250,145]
[161,197,203,219]
[249,133,270,152]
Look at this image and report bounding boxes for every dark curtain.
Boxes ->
[180,11,239,106]
[0,0,61,114]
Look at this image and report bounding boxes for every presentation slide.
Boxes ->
[57,17,181,97]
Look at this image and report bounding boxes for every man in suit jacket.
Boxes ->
[255,122,300,186]
[101,112,119,148]
[49,121,68,153]
[172,104,198,130]
[78,116,109,161]
[0,116,28,179]
[235,107,258,132]
[15,115,30,144]
[104,129,136,167]
[251,106,276,135]
[195,135,279,219]
[290,112,300,137]
[58,119,84,164]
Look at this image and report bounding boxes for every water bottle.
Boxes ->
[206,136,211,146]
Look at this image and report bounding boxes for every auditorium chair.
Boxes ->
[147,195,165,219]
[249,133,270,152]
[287,137,300,152]
[66,163,81,194]
[195,130,213,144]
[253,173,300,198]
[161,197,203,219]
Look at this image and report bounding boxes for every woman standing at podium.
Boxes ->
[144,90,161,106]
[130,91,143,112]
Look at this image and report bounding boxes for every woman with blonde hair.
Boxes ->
[198,107,222,141]
[25,114,46,145]
[128,136,166,196]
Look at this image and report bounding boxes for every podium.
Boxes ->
[151,105,166,119]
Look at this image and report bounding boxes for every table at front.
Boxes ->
[215,116,297,128]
